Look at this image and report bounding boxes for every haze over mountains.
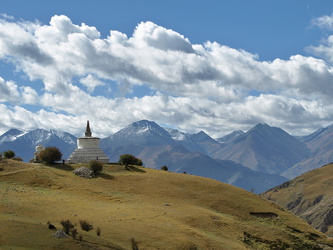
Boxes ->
[1,120,333,193]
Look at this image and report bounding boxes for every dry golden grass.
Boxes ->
[0,159,332,249]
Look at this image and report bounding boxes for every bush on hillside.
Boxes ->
[3,150,15,159]
[79,220,93,232]
[161,165,168,171]
[89,160,103,174]
[38,147,62,164]
[119,154,143,167]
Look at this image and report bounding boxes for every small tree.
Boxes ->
[3,150,15,159]
[38,147,62,164]
[96,227,101,236]
[89,160,103,174]
[70,228,78,239]
[60,219,74,234]
[119,154,143,167]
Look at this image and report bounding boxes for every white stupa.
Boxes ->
[67,121,109,163]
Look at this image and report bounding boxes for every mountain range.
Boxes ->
[1,120,333,193]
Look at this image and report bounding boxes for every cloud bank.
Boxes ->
[1,15,333,137]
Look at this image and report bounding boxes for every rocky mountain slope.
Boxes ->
[1,159,332,249]
[211,123,310,174]
[262,162,333,237]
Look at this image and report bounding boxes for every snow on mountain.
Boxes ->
[0,129,77,162]
[164,128,190,141]
[0,129,25,144]
[101,120,175,149]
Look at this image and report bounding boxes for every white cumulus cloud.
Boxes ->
[1,14,333,137]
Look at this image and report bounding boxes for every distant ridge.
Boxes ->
[283,124,333,178]
[216,130,244,144]
[211,123,310,174]
[0,129,76,161]
[0,129,25,144]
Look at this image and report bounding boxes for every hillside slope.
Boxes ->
[0,160,332,249]
[262,163,333,237]
[103,144,287,193]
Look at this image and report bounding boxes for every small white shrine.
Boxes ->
[67,121,109,163]
[34,144,45,162]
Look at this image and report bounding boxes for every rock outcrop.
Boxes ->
[73,167,94,178]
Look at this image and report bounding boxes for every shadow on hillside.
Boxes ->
[126,165,146,173]
[52,164,74,172]
[98,172,114,180]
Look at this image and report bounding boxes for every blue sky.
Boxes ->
[1,0,333,137]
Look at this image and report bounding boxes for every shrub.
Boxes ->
[119,154,143,167]
[60,219,74,234]
[161,165,168,171]
[79,220,93,232]
[89,160,103,174]
[3,150,15,159]
[38,147,62,164]
[96,227,101,236]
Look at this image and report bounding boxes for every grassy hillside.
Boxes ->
[1,159,332,249]
[262,163,333,238]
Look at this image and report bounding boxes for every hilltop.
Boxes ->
[262,162,333,238]
[1,160,332,249]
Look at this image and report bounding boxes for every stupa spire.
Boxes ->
[85,120,92,137]
[67,120,109,163]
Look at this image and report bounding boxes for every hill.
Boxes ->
[262,163,333,237]
[0,159,332,249]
